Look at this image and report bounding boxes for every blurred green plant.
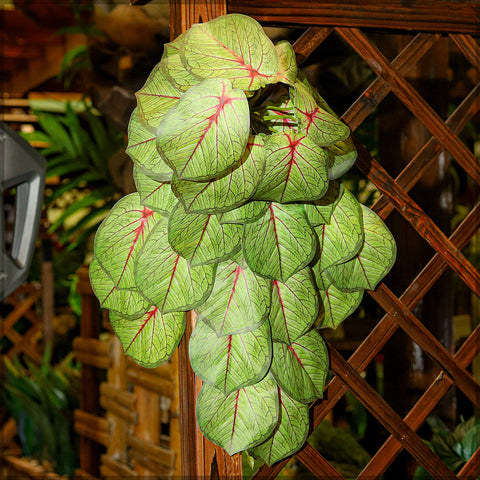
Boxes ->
[413,416,480,479]
[3,347,80,477]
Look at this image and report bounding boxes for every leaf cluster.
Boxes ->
[90,14,396,465]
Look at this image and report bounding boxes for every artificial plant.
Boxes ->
[90,14,396,465]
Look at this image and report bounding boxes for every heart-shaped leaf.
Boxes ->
[156,77,250,181]
[136,63,182,131]
[273,41,297,86]
[189,317,272,394]
[110,307,185,368]
[89,257,149,319]
[196,374,279,455]
[126,108,173,182]
[327,137,357,180]
[325,205,397,292]
[134,167,177,216]
[196,260,272,337]
[292,80,350,146]
[217,200,270,225]
[160,32,201,91]
[249,388,309,466]
[254,130,329,203]
[270,267,320,344]
[94,193,159,290]
[315,271,364,329]
[172,135,265,214]
[134,217,216,312]
[303,180,343,226]
[181,14,278,91]
[314,188,364,272]
[243,203,317,282]
[168,204,242,266]
[270,329,329,404]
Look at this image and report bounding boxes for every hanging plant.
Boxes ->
[89,14,396,465]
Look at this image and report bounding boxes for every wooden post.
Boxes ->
[169,2,242,478]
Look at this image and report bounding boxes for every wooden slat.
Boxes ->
[458,446,480,480]
[126,434,175,470]
[101,455,137,477]
[354,141,480,298]
[100,395,138,424]
[228,0,480,34]
[329,347,458,480]
[100,382,136,410]
[296,442,345,479]
[74,410,110,447]
[293,27,333,65]
[450,34,480,73]
[126,367,173,396]
[338,27,480,187]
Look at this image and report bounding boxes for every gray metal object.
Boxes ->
[1,122,46,300]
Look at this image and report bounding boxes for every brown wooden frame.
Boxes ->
[170,1,480,479]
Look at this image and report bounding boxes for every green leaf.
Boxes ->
[35,112,76,157]
[156,78,250,181]
[171,135,265,214]
[168,204,242,266]
[196,260,272,336]
[134,217,216,313]
[273,41,297,86]
[254,130,329,203]
[89,257,149,319]
[270,329,329,403]
[315,272,363,329]
[303,180,343,226]
[110,307,185,368]
[196,374,279,455]
[126,108,174,182]
[327,137,357,180]
[292,80,350,146]
[134,167,177,216]
[217,201,270,225]
[249,388,309,466]
[189,317,272,394]
[259,96,297,133]
[160,32,202,91]
[94,193,160,290]
[243,203,317,282]
[136,62,182,130]
[181,14,278,91]
[270,267,320,344]
[325,205,397,292]
[314,187,364,272]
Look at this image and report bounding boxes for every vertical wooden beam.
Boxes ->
[169,2,241,478]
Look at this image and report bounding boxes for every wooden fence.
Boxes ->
[168,1,480,479]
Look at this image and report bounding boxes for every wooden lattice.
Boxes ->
[169,2,480,479]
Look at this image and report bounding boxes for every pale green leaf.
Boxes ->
[243,203,317,282]
[94,193,159,290]
[217,201,270,225]
[134,217,216,313]
[181,14,278,91]
[110,307,185,368]
[249,388,309,466]
[134,167,177,216]
[196,374,279,455]
[327,137,357,180]
[315,272,363,329]
[189,317,272,394]
[304,180,343,226]
[314,188,364,272]
[136,63,182,130]
[270,267,319,344]
[270,329,329,403]
[172,135,265,214]
[254,130,329,203]
[156,78,250,181]
[126,108,173,182]
[89,257,149,319]
[273,41,297,86]
[196,260,272,337]
[168,204,242,266]
[160,32,202,91]
[292,80,350,146]
[259,96,297,133]
[325,205,397,292]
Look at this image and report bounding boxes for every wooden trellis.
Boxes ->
[168,1,480,479]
